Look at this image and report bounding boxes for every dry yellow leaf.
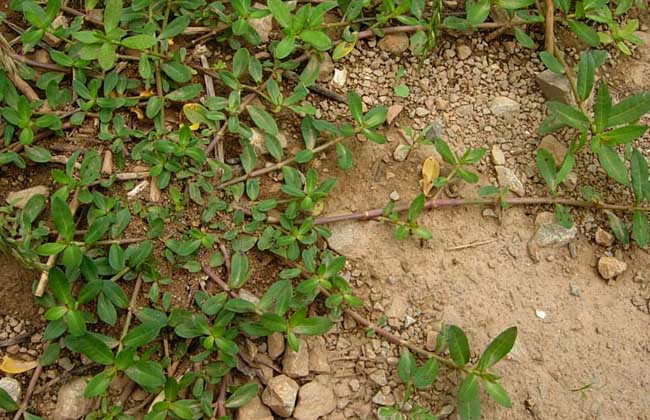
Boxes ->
[0,355,38,374]
[139,88,154,98]
[130,107,144,120]
[422,156,440,195]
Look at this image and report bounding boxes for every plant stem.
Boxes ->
[313,195,650,225]
[12,365,42,420]
[544,0,555,54]
[34,188,80,297]
[110,266,131,282]
[119,274,143,351]
[215,136,345,189]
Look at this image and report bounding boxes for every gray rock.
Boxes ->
[237,395,274,420]
[262,375,299,417]
[538,135,567,164]
[293,378,336,420]
[282,339,310,378]
[385,294,408,320]
[372,389,396,406]
[633,31,650,59]
[425,120,444,140]
[268,332,285,360]
[495,166,525,196]
[595,227,615,247]
[53,377,94,420]
[317,53,334,83]
[536,70,574,105]
[386,104,403,125]
[455,104,474,117]
[415,107,429,117]
[378,33,409,55]
[569,283,581,297]
[250,3,273,43]
[0,377,20,413]
[6,185,49,209]
[368,370,388,386]
[456,45,472,60]
[491,145,506,165]
[389,191,400,201]
[308,337,330,374]
[598,256,627,280]
[489,96,520,117]
[393,144,411,162]
[527,223,577,262]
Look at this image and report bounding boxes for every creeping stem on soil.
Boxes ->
[312,196,650,225]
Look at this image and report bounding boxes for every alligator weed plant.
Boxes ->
[0,0,648,419]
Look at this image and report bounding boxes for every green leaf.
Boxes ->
[161,62,192,83]
[22,193,46,225]
[104,0,122,33]
[66,310,86,336]
[37,242,66,256]
[0,387,19,412]
[467,0,490,26]
[97,293,117,325]
[514,27,534,48]
[482,380,512,408]
[292,316,333,335]
[23,2,47,28]
[407,194,426,222]
[546,101,590,131]
[633,210,649,248]
[397,349,416,384]
[477,327,517,370]
[65,334,114,365]
[232,48,250,78]
[598,146,629,186]
[348,91,363,123]
[536,148,557,191]
[98,42,116,70]
[630,149,648,204]
[241,144,257,173]
[160,15,190,39]
[248,106,278,135]
[121,34,157,50]
[122,323,160,348]
[607,93,650,127]
[447,325,470,367]
[166,84,202,101]
[594,81,611,133]
[84,370,113,397]
[51,196,74,242]
[363,107,388,128]
[413,358,439,389]
[495,0,534,8]
[25,145,51,163]
[48,266,73,306]
[225,383,259,408]
[394,84,409,97]
[126,361,166,390]
[601,125,648,145]
[576,51,595,101]
[435,138,457,164]
[146,96,163,118]
[267,0,292,28]
[567,20,600,47]
[230,252,249,288]
[443,16,470,30]
[275,36,295,59]
[336,143,352,169]
[300,30,332,51]
[84,216,110,244]
[605,210,630,244]
[458,374,481,420]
